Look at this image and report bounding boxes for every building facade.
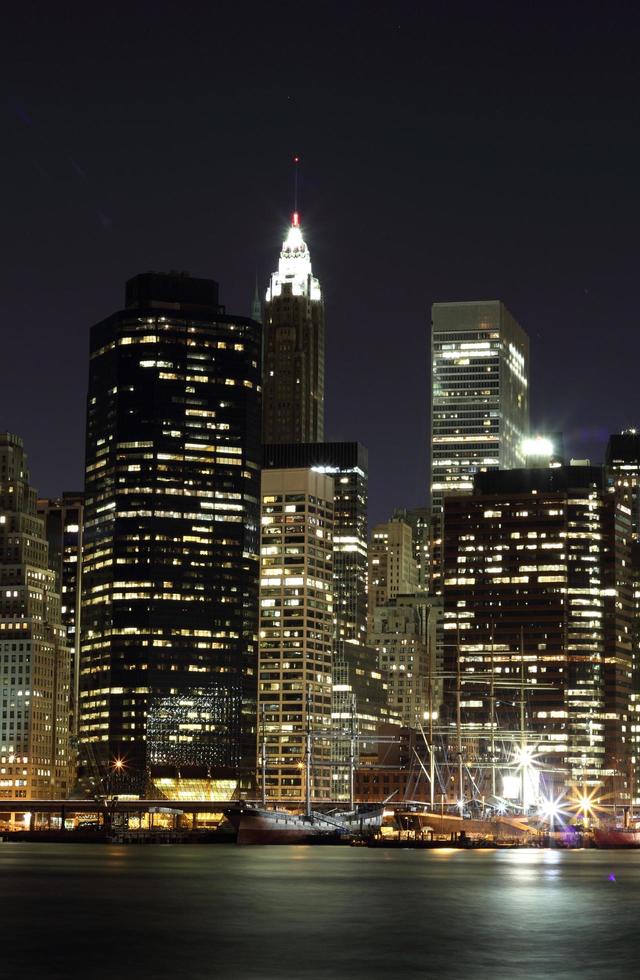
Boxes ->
[37,493,84,740]
[80,272,261,795]
[606,430,640,803]
[258,468,334,801]
[263,444,393,797]
[0,433,70,800]
[369,594,435,728]
[367,518,417,634]
[442,465,633,795]
[262,212,325,444]
[430,300,530,514]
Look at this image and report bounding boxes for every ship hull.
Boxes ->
[593,827,640,848]
[227,805,383,845]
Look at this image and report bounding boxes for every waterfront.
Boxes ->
[1,845,637,979]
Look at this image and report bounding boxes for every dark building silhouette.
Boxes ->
[262,213,324,444]
[80,272,261,794]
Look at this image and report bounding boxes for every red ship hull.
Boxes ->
[593,827,640,848]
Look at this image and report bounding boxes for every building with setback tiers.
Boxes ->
[442,465,633,795]
[0,434,70,800]
[262,211,324,444]
[80,273,261,796]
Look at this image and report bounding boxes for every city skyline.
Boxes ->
[5,3,640,526]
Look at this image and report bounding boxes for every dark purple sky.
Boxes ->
[3,1,640,525]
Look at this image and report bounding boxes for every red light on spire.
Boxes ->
[292,211,300,227]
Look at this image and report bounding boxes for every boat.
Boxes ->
[592,826,640,848]
[227,802,384,845]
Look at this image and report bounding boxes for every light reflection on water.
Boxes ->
[0,844,636,979]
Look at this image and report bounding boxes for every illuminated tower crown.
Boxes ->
[266,212,322,302]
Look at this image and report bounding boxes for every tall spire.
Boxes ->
[293,154,300,224]
[251,274,262,324]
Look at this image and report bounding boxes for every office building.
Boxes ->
[430,300,530,514]
[367,518,417,633]
[606,430,640,803]
[80,272,261,796]
[258,468,334,801]
[263,443,393,797]
[0,433,70,800]
[369,594,436,728]
[442,464,633,794]
[262,212,325,444]
[37,493,84,739]
[264,443,368,646]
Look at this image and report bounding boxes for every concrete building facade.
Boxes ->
[0,434,70,800]
[258,468,334,801]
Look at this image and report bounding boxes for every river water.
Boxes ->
[1,844,636,979]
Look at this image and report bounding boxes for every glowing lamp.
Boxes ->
[522,436,554,458]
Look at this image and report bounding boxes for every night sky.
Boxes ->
[3,1,640,525]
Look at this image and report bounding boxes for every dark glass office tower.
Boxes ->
[80,272,261,796]
[262,213,325,444]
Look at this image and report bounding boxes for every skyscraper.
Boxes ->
[430,300,530,514]
[369,594,434,728]
[263,442,368,646]
[606,430,640,803]
[262,212,324,444]
[263,443,391,796]
[37,492,84,739]
[0,433,70,800]
[80,272,261,796]
[258,468,334,801]
[442,464,633,795]
[367,518,417,634]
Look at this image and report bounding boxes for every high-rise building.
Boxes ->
[606,430,640,803]
[606,430,640,538]
[37,493,84,739]
[258,468,334,801]
[264,443,368,646]
[369,594,435,728]
[0,433,70,800]
[442,464,633,794]
[80,272,261,796]
[263,443,392,797]
[367,518,417,634]
[262,212,324,444]
[430,300,530,514]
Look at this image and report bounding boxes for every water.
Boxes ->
[0,844,635,979]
